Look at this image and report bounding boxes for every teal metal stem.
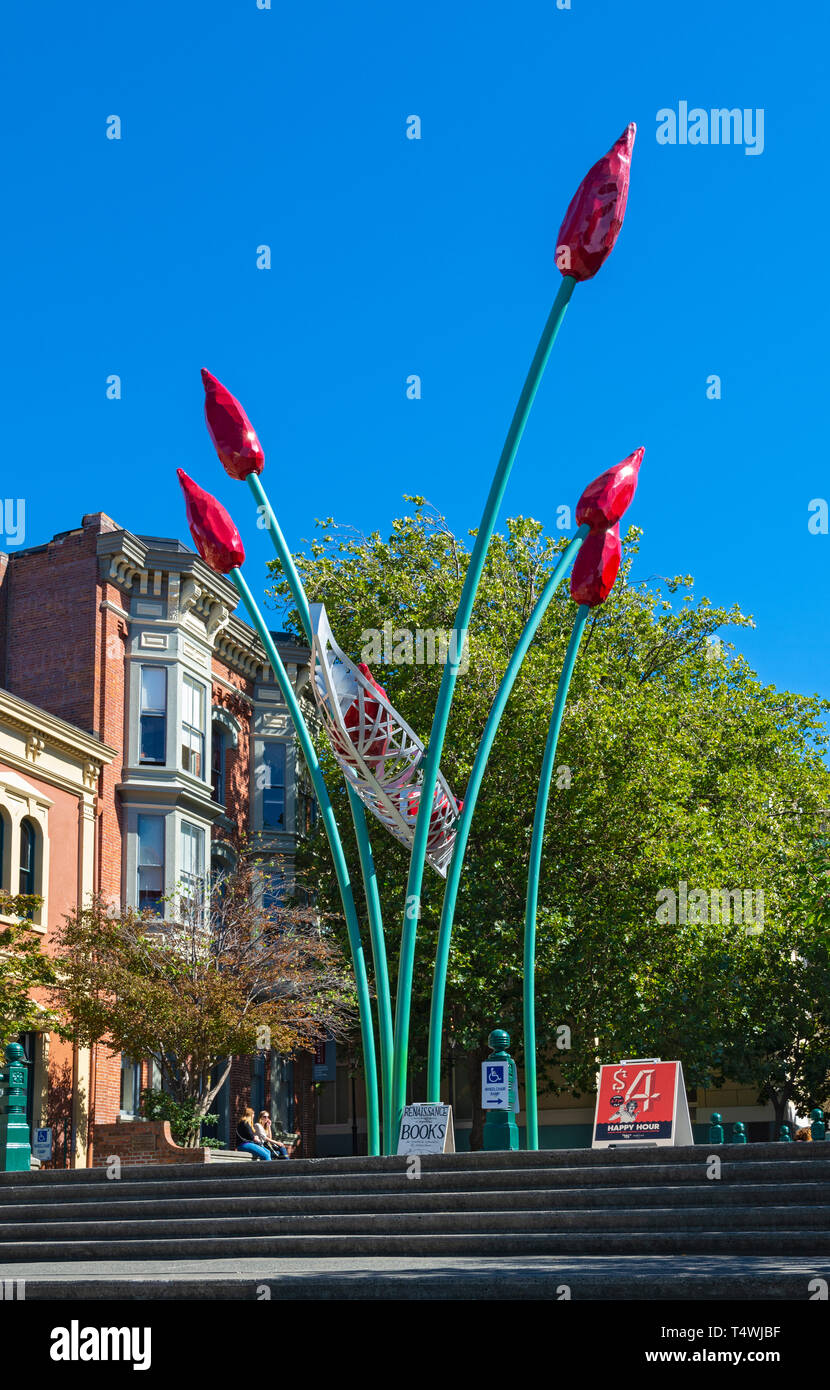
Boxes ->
[247,473,313,637]
[523,602,589,1151]
[245,470,394,1149]
[392,274,578,1128]
[346,783,395,1154]
[426,526,589,1101]
[229,566,380,1156]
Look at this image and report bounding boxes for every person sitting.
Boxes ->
[254,1110,290,1159]
[236,1105,272,1160]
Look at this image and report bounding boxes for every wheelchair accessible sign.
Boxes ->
[482,1060,519,1111]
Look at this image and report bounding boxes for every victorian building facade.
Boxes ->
[0,511,318,1162]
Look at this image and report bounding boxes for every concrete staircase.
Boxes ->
[1,1142,828,1299]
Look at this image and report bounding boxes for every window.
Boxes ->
[211,727,226,804]
[120,1056,141,1116]
[0,812,5,891]
[261,743,286,829]
[181,676,206,779]
[139,666,167,764]
[137,815,165,913]
[19,819,36,896]
[180,821,205,915]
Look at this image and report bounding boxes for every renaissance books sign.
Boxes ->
[396,1103,455,1154]
[592,1059,694,1148]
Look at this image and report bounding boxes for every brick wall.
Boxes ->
[210,659,253,842]
[91,1119,221,1167]
[0,515,119,736]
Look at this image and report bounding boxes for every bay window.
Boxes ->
[137,815,165,914]
[181,676,206,779]
[139,666,167,764]
[180,821,206,916]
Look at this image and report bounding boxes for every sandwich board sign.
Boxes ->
[482,1059,520,1111]
[592,1059,695,1148]
[396,1103,455,1154]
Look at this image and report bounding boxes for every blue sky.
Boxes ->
[2,1,828,706]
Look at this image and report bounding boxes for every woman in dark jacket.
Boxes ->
[236,1106,272,1159]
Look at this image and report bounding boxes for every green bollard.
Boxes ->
[708,1112,724,1144]
[778,1123,792,1142]
[482,1029,520,1152]
[811,1109,826,1141]
[0,1043,31,1172]
[731,1121,747,1144]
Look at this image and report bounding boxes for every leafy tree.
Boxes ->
[50,856,355,1144]
[714,848,830,1132]
[139,1087,221,1148]
[266,501,830,1145]
[0,892,60,1049]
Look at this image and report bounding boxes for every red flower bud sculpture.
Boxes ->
[201,368,264,480]
[570,524,621,607]
[177,469,245,574]
[571,446,644,607]
[576,446,644,528]
[556,123,636,281]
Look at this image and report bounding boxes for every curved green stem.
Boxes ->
[392,275,578,1127]
[247,473,313,638]
[246,470,390,1150]
[523,602,589,1151]
[426,527,589,1101]
[346,783,394,1155]
[229,566,380,1157]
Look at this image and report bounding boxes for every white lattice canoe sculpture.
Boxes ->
[309,603,461,877]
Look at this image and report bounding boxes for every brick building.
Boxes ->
[0,687,114,1165]
[0,511,320,1162]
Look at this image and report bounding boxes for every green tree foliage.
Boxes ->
[49,856,356,1140]
[0,892,60,1049]
[267,501,830,1139]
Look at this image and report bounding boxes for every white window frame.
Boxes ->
[137,814,165,915]
[181,675,207,781]
[139,665,167,766]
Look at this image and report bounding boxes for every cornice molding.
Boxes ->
[0,690,116,767]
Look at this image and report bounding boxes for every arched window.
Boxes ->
[0,811,5,891]
[19,819,36,896]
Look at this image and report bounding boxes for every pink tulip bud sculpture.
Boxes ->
[521,449,643,1149]
[175,468,382,1156]
[427,449,644,1103]
[198,371,401,1152]
[189,124,640,1150]
[396,125,636,1129]
[555,124,635,281]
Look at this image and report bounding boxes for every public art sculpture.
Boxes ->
[177,123,643,1154]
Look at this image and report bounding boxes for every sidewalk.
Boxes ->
[1,1255,827,1300]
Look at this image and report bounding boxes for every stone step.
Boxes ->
[2,1142,826,1192]
[0,1201,823,1246]
[0,1157,822,1206]
[9,1257,827,1301]
[2,1228,828,1262]
[4,1179,827,1225]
